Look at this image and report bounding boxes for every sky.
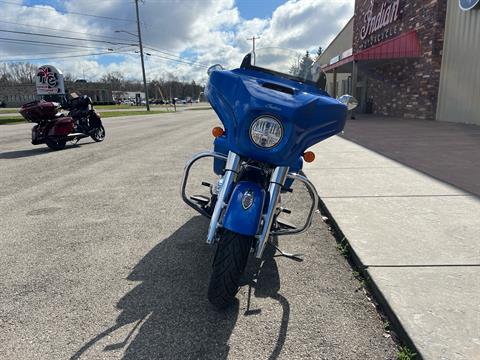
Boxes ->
[0,0,354,84]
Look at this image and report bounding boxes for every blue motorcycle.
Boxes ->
[181,48,358,308]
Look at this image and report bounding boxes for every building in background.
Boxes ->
[316,18,353,98]
[0,81,114,107]
[317,0,480,125]
[112,91,146,103]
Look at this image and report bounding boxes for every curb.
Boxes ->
[316,195,422,360]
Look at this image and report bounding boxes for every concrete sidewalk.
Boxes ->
[304,136,480,360]
[341,115,480,197]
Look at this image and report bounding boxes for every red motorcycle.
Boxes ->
[19,94,105,150]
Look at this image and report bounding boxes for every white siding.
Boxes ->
[437,2,480,125]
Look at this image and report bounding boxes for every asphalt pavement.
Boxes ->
[0,111,396,359]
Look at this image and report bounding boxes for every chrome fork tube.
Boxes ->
[255,166,289,258]
[206,151,241,244]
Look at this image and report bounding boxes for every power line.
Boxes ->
[144,46,209,68]
[143,44,187,58]
[0,29,137,46]
[0,20,134,43]
[0,49,98,58]
[143,42,210,67]
[0,36,210,69]
[0,50,132,63]
[0,22,209,69]
[0,37,115,51]
[0,0,136,22]
[0,45,137,60]
[145,52,209,69]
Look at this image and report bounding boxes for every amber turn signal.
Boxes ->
[303,151,315,163]
[212,127,225,138]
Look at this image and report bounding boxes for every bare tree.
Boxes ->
[0,62,37,84]
[100,72,125,90]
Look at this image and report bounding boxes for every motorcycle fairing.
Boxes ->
[222,181,266,236]
[206,67,347,167]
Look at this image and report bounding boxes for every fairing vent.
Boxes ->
[262,82,295,95]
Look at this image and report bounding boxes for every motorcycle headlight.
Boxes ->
[249,116,283,148]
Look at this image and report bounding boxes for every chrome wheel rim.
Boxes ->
[95,127,105,140]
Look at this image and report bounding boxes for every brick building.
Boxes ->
[316,0,480,125]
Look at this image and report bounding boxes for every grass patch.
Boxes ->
[95,104,133,110]
[0,117,24,125]
[336,236,350,257]
[95,104,169,110]
[397,346,417,360]
[186,106,212,111]
[383,320,391,331]
[0,110,171,124]
[0,108,19,114]
[100,110,172,118]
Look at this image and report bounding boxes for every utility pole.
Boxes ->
[135,0,150,111]
[247,36,260,65]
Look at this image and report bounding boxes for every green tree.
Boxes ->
[298,51,314,80]
[317,46,323,57]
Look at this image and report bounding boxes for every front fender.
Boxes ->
[223,181,266,236]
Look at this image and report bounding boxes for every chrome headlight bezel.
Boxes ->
[249,115,283,149]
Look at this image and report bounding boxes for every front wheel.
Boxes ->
[208,230,253,308]
[46,137,66,150]
[91,125,105,142]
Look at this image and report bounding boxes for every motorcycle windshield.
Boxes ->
[243,47,326,90]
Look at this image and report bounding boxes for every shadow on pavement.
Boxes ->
[0,142,95,159]
[342,116,480,197]
[244,239,290,360]
[71,216,288,360]
[0,147,52,159]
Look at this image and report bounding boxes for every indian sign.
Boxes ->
[360,0,401,40]
[459,0,480,11]
[35,65,65,95]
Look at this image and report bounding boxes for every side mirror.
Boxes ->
[337,94,359,111]
[207,64,224,76]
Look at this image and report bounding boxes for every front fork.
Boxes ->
[206,151,241,244]
[181,151,295,259]
[204,152,289,258]
[255,166,289,258]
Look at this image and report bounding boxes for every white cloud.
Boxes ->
[0,0,353,83]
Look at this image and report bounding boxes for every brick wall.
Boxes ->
[353,0,447,119]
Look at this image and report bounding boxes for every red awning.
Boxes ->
[322,30,422,72]
[355,30,422,61]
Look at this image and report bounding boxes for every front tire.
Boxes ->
[91,125,105,142]
[208,230,253,308]
[46,137,66,150]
